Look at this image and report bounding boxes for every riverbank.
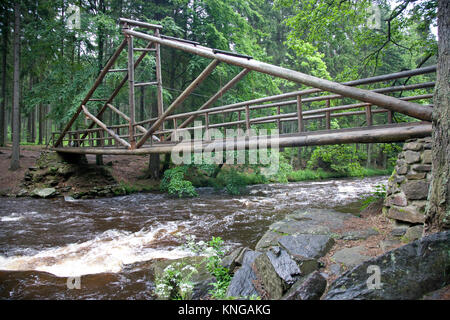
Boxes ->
[0,145,159,198]
[0,145,392,199]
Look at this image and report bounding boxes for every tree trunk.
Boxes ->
[0,11,7,147]
[367,144,372,168]
[424,0,450,233]
[31,107,36,142]
[38,103,43,144]
[148,153,161,180]
[10,2,20,170]
[27,77,33,143]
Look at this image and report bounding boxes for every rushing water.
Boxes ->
[0,176,387,299]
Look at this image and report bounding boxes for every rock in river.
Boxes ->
[32,187,57,198]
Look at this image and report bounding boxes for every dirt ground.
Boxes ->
[0,145,158,195]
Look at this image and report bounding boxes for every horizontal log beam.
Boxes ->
[134,81,158,87]
[52,122,431,155]
[134,48,156,52]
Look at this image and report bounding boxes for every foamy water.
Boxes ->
[0,223,193,277]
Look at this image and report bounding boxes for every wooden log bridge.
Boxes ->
[52,18,435,156]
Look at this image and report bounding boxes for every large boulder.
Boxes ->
[325,231,450,300]
[253,247,301,299]
[256,209,353,251]
[226,249,261,298]
[282,271,327,300]
[278,234,334,260]
[32,187,57,198]
[331,246,371,268]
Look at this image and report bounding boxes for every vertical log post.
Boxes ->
[238,110,241,130]
[276,105,281,133]
[388,110,393,124]
[98,129,104,149]
[155,29,164,134]
[366,104,373,126]
[126,29,136,149]
[325,99,331,130]
[296,95,304,132]
[205,112,210,140]
[108,132,113,146]
[173,118,177,130]
[245,105,250,134]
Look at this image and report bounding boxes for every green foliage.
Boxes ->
[269,153,293,183]
[381,143,403,168]
[160,166,198,198]
[154,261,198,300]
[183,235,232,299]
[204,237,232,299]
[277,0,437,79]
[308,144,365,176]
[288,168,343,181]
[221,169,248,196]
[362,184,387,210]
[116,181,157,194]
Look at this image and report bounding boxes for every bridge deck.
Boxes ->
[52,122,431,155]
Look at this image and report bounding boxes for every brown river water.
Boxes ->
[0,176,387,299]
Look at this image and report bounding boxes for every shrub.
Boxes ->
[361,183,386,209]
[160,166,198,198]
[183,235,232,299]
[154,261,198,300]
[308,144,365,176]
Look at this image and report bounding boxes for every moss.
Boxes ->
[273,230,290,236]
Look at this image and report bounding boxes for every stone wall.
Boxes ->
[384,137,432,224]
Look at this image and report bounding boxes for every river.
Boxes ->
[0,176,386,299]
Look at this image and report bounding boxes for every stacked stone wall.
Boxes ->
[384,137,432,224]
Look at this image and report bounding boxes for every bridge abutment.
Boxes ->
[384,137,432,226]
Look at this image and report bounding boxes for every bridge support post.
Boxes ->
[245,105,250,134]
[126,29,136,149]
[388,110,394,123]
[366,104,373,126]
[296,95,304,132]
[155,28,164,137]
